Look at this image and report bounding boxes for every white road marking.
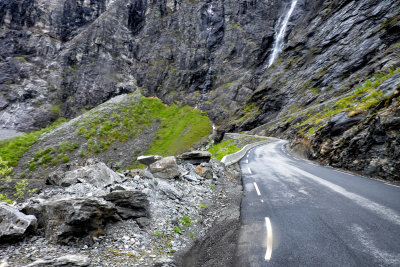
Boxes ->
[265,217,273,261]
[385,183,400,188]
[246,159,248,164]
[247,154,249,158]
[253,182,261,196]
[291,166,400,226]
[261,199,264,203]
[248,167,252,174]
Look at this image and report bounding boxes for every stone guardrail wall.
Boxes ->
[221,138,278,166]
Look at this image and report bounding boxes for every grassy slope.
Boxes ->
[1,94,212,177]
[208,134,267,160]
[0,118,66,167]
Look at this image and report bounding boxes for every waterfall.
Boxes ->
[267,0,298,67]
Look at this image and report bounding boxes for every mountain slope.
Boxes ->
[1,0,399,179]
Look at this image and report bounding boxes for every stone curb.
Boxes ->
[221,138,278,166]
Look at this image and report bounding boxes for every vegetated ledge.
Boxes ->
[247,68,400,182]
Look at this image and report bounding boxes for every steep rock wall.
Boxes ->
[1,0,399,179]
[0,0,293,130]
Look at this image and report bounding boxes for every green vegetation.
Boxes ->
[180,216,191,227]
[13,179,36,200]
[76,96,212,157]
[0,159,37,203]
[28,141,77,169]
[50,104,62,116]
[0,118,66,169]
[235,102,259,123]
[208,139,241,160]
[296,67,400,136]
[173,226,182,234]
[0,157,13,180]
[310,87,320,94]
[145,102,211,156]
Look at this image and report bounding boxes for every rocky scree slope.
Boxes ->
[0,151,242,267]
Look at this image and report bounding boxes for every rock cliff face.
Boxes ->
[1,0,399,178]
[0,0,287,130]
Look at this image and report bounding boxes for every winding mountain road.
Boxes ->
[236,140,400,267]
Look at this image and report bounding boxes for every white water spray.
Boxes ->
[267,0,298,67]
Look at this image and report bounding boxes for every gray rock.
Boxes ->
[143,169,155,179]
[0,203,37,242]
[24,254,90,266]
[177,151,212,165]
[65,183,108,198]
[103,191,149,220]
[46,170,71,187]
[149,156,180,179]
[328,112,364,137]
[195,165,213,179]
[382,117,400,130]
[136,217,150,228]
[23,197,118,243]
[137,155,163,166]
[183,163,204,181]
[64,163,122,188]
[157,180,182,200]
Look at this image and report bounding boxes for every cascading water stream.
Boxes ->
[267,0,298,67]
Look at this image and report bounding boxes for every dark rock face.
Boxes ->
[0,0,286,130]
[177,151,212,165]
[3,0,397,131]
[103,190,149,220]
[291,88,400,180]
[25,197,119,244]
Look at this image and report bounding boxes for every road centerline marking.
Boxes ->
[253,182,261,196]
[265,217,273,261]
[248,167,252,174]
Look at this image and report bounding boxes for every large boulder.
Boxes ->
[47,163,122,188]
[23,197,119,243]
[0,203,37,242]
[149,156,180,179]
[177,151,211,165]
[137,155,163,166]
[103,190,149,220]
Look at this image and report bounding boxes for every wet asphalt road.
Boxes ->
[235,140,400,267]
